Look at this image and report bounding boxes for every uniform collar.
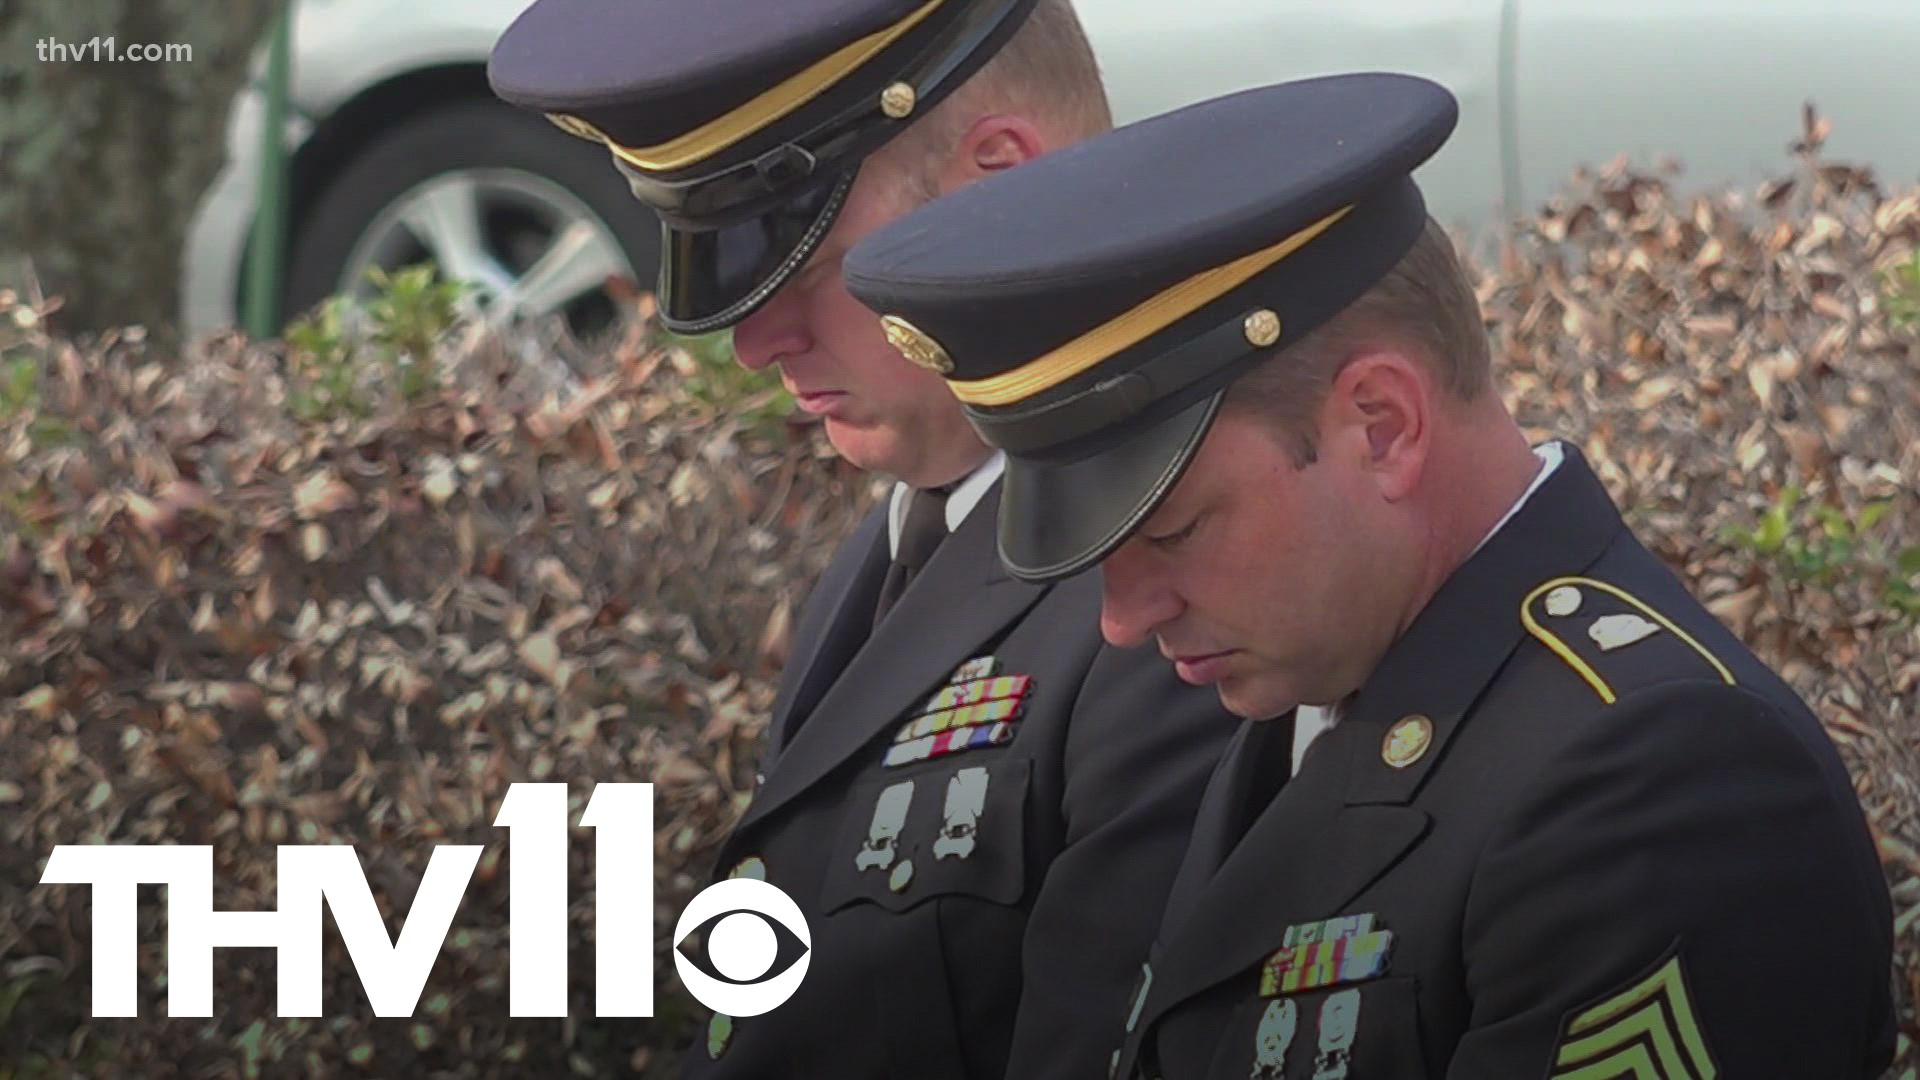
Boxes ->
[1471,440,1564,557]
[1289,440,1567,773]
[886,450,1007,558]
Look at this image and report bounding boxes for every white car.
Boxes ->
[179,0,1920,340]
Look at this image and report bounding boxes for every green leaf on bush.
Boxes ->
[1882,251,1920,330]
[1899,546,1920,576]
[1,355,36,415]
[235,1019,266,1078]
[0,975,40,1028]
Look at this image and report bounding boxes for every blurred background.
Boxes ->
[3,0,1917,346]
[2,2,1918,1077]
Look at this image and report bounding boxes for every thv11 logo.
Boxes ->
[38,783,810,1019]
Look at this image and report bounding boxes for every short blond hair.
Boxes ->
[886,0,1113,197]
[1223,216,1493,465]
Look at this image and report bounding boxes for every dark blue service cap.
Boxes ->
[488,0,1038,334]
[841,72,1460,582]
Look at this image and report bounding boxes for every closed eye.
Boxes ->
[1145,516,1199,549]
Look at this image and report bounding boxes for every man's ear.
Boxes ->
[933,114,1048,195]
[1325,350,1430,501]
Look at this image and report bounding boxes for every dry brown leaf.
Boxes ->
[7,150,1918,1076]
[293,469,356,518]
[517,631,564,685]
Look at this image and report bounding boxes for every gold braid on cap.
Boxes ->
[947,205,1353,407]
[545,0,945,173]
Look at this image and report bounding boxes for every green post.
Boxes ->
[244,3,293,338]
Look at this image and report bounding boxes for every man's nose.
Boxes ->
[731,291,810,371]
[1098,549,1179,650]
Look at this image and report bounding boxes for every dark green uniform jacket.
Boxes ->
[1116,447,1895,1080]
[686,481,1237,1079]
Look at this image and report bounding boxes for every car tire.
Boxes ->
[282,97,661,337]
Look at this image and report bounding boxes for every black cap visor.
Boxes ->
[651,168,855,334]
[602,0,1038,333]
[998,390,1224,583]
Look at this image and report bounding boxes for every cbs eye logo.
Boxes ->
[673,879,812,1015]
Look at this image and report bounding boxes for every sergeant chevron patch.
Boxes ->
[1549,947,1718,1080]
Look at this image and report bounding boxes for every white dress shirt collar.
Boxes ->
[886,451,1007,558]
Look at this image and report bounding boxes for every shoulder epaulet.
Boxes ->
[1521,576,1736,705]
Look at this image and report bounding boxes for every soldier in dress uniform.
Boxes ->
[842,72,1898,1079]
[487,2,1239,1077]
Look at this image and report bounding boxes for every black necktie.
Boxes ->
[874,485,951,628]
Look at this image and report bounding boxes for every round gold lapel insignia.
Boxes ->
[880,81,918,119]
[1244,309,1282,348]
[880,315,954,374]
[1382,714,1434,769]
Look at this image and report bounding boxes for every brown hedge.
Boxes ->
[2,125,1917,1077]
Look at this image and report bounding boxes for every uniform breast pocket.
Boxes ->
[820,757,1032,914]
[1207,976,1428,1080]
